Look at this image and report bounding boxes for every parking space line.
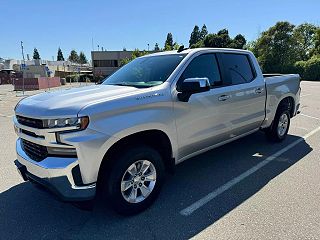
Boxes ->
[299,113,320,121]
[180,126,320,216]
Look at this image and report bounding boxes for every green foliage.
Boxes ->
[79,52,88,64]
[293,23,318,60]
[119,49,149,66]
[189,25,201,47]
[200,24,208,40]
[33,48,40,59]
[229,34,247,49]
[68,50,79,63]
[173,42,180,50]
[57,47,64,61]
[202,29,245,49]
[252,21,299,73]
[190,40,205,49]
[312,28,320,56]
[154,43,160,51]
[164,33,174,50]
[294,56,320,80]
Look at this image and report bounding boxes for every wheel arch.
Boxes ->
[278,95,295,117]
[97,129,175,187]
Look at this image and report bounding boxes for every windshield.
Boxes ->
[102,54,186,88]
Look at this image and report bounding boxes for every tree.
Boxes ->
[203,29,231,48]
[57,47,64,61]
[190,41,205,48]
[189,25,201,47]
[33,48,40,59]
[293,23,318,60]
[311,28,320,57]
[173,42,180,50]
[252,21,299,73]
[154,43,160,51]
[68,50,79,63]
[164,33,173,50]
[120,49,149,66]
[229,34,247,49]
[79,52,88,64]
[200,24,208,40]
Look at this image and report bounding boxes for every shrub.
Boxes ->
[304,57,320,80]
[294,57,320,80]
[293,61,306,78]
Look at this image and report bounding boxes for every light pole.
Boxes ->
[20,41,26,95]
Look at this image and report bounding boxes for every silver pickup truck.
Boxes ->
[13,48,300,215]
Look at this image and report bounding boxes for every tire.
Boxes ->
[265,105,291,142]
[102,145,165,215]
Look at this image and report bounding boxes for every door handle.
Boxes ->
[255,88,263,94]
[218,95,230,101]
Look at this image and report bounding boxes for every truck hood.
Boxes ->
[15,85,139,118]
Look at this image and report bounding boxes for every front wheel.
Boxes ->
[103,145,165,215]
[265,107,291,142]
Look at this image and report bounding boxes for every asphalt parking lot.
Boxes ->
[0,81,320,239]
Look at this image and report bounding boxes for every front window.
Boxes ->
[102,54,186,88]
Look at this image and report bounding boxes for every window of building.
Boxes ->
[93,60,119,67]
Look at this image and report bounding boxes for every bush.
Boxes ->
[304,57,320,80]
[294,57,320,80]
[65,75,78,83]
[293,61,306,77]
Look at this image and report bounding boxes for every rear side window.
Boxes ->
[222,54,254,85]
[179,54,221,86]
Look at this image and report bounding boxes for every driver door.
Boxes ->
[174,53,233,161]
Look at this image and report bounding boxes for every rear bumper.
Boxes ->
[15,139,96,201]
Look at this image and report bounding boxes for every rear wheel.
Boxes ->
[102,145,165,215]
[266,106,291,142]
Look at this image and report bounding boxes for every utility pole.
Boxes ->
[20,41,26,95]
[91,37,94,51]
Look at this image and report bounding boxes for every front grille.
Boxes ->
[21,139,48,162]
[16,115,44,129]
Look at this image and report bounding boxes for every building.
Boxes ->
[91,50,154,77]
[91,51,133,77]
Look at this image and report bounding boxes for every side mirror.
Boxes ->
[177,77,210,102]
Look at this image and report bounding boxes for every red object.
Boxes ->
[13,77,61,90]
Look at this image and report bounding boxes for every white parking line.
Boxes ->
[299,113,320,121]
[180,125,320,216]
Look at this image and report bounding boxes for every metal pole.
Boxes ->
[20,41,26,95]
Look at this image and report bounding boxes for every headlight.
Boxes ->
[44,116,89,130]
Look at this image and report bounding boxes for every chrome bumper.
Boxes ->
[15,138,96,201]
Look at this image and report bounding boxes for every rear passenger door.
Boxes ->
[218,53,265,137]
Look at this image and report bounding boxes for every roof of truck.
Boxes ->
[145,48,252,57]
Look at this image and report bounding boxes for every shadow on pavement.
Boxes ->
[0,132,312,239]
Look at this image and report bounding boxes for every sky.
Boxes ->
[1,0,320,60]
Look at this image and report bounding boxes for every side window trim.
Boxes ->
[177,53,222,89]
[220,53,256,86]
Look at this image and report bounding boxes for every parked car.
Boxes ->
[13,48,300,215]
